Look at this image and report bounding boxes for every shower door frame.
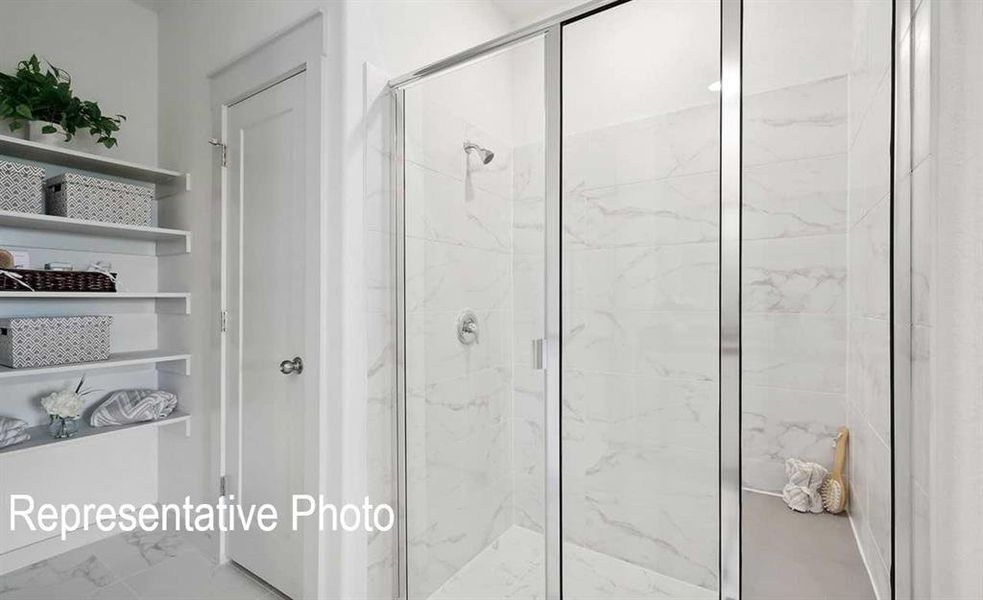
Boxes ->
[388,1,908,598]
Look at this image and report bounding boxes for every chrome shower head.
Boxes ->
[463,141,495,165]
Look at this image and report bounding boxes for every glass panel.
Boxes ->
[741,1,893,598]
[401,36,547,600]
[561,2,721,597]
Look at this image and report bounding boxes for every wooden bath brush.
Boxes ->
[821,427,849,514]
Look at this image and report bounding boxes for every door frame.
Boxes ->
[209,11,330,599]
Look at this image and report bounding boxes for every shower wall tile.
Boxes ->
[564,244,718,313]
[512,365,545,532]
[563,172,719,249]
[562,310,718,382]
[562,444,719,590]
[404,93,466,178]
[849,0,893,145]
[847,76,892,226]
[743,75,848,167]
[562,309,636,375]
[562,103,719,191]
[405,162,512,252]
[849,197,891,321]
[742,386,845,492]
[632,376,717,454]
[742,154,847,240]
[742,313,847,393]
[847,415,892,600]
[633,312,718,381]
[848,316,892,443]
[404,239,512,313]
[742,235,847,314]
[423,367,513,477]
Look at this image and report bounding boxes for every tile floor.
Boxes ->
[2,494,876,600]
[428,526,715,600]
[0,530,279,600]
[743,491,876,599]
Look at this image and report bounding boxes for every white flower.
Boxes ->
[41,389,84,419]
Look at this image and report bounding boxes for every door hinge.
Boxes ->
[219,475,227,497]
[209,138,228,167]
[220,310,228,332]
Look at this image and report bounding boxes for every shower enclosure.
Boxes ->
[390,0,903,598]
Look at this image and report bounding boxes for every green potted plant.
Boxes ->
[0,55,125,151]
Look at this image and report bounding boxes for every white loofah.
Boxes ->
[781,458,829,513]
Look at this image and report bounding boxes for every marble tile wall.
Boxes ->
[741,75,849,493]
[403,90,516,599]
[845,1,894,598]
[560,101,721,592]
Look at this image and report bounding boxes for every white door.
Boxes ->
[225,71,307,600]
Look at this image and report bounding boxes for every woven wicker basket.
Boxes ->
[0,268,117,293]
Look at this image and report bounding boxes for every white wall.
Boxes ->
[910,0,983,598]
[0,0,158,165]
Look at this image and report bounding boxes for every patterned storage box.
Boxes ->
[0,316,112,368]
[0,160,44,214]
[44,173,153,226]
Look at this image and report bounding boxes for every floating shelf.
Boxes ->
[0,350,191,381]
[0,134,189,196]
[0,292,190,314]
[0,210,190,254]
[0,410,191,458]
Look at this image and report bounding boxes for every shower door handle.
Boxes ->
[532,339,544,370]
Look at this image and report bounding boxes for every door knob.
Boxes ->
[279,356,304,375]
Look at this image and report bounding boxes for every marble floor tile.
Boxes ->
[122,553,271,600]
[0,545,118,600]
[2,533,278,600]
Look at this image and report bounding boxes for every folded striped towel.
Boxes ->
[0,416,30,448]
[90,390,178,427]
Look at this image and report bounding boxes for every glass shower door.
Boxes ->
[561,2,721,598]
[398,36,548,600]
